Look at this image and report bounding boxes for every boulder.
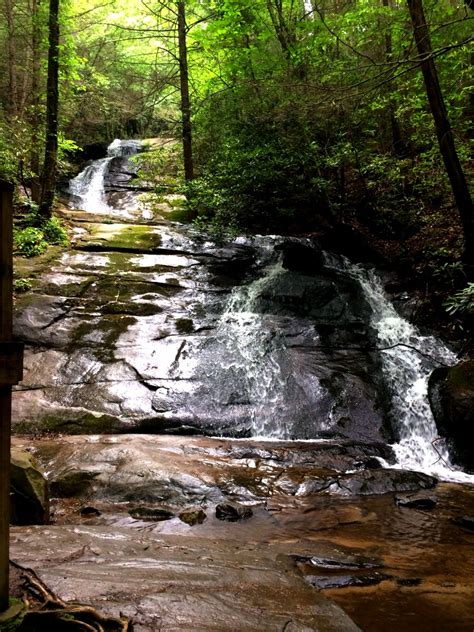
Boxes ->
[452,516,474,532]
[128,506,175,521]
[179,507,207,526]
[330,469,437,496]
[275,240,324,274]
[395,493,437,510]
[216,502,253,522]
[10,447,49,525]
[429,360,474,472]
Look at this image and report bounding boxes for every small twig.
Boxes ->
[431,437,454,470]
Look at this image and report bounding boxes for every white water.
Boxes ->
[69,139,140,213]
[220,245,473,482]
[216,262,291,439]
[346,261,474,483]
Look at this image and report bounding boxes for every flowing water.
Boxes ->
[67,141,472,482]
[342,261,472,482]
[216,248,470,481]
[69,139,141,214]
[215,261,292,439]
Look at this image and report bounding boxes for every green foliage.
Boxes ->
[14,213,68,257]
[189,123,328,232]
[42,217,69,245]
[444,283,474,316]
[136,141,183,192]
[14,227,48,257]
[13,278,33,293]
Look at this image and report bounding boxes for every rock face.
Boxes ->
[12,224,392,444]
[10,524,361,632]
[429,361,474,472]
[9,433,474,631]
[10,447,49,525]
[13,147,454,452]
[216,502,253,522]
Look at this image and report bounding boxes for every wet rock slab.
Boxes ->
[13,435,400,507]
[10,525,360,632]
[9,435,474,631]
[13,219,395,444]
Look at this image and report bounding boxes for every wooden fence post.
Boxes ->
[0,180,24,612]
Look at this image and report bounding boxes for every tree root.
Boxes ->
[10,560,132,631]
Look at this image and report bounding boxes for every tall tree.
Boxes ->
[3,0,18,116]
[177,0,194,181]
[30,0,42,203]
[40,0,59,217]
[407,0,474,270]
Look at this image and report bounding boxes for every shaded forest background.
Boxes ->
[0,0,472,341]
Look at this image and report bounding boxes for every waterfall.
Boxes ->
[214,243,472,481]
[65,143,474,481]
[69,139,140,213]
[345,261,474,481]
[215,262,291,439]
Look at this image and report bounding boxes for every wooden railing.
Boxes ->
[0,180,24,612]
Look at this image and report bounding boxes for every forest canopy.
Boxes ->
[0,0,472,246]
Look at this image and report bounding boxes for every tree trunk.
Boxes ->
[40,0,59,218]
[177,1,194,182]
[30,0,42,204]
[407,0,474,270]
[0,182,24,614]
[4,0,18,116]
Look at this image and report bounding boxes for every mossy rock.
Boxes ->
[50,471,100,498]
[10,447,49,525]
[429,360,474,472]
[179,507,206,526]
[78,223,163,252]
[12,409,126,436]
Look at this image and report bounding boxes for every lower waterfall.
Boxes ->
[342,261,471,481]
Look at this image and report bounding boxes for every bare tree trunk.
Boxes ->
[4,0,18,116]
[30,0,42,204]
[407,0,474,270]
[40,0,59,218]
[177,1,194,182]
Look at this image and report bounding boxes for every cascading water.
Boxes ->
[214,242,472,481]
[215,262,291,439]
[344,261,474,482]
[66,143,471,481]
[69,139,141,213]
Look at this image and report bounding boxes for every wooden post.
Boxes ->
[0,180,23,612]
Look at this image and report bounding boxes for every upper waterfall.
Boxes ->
[68,139,141,214]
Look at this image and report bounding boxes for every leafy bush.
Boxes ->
[444,283,474,315]
[189,122,329,233]
[42,217,69,245]
[13,278,32,293]
[14,213,68,257]
[14,227,48,257]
